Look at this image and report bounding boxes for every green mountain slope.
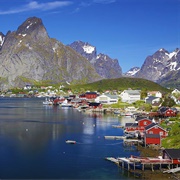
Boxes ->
[69,77,170,93]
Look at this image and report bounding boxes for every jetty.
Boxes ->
[105,155,175,172]
[104,136,126,140]
[112,125,124,128]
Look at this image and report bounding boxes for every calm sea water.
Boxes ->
[0,98,140,179]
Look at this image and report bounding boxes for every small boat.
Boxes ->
[61,99,73,107]
[65,140,76,144]
[43,98,53,105]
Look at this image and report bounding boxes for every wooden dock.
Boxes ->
[105,155,175,172]
[112,125,124,128]
[104,136,126,140]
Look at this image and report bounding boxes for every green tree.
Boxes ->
[141,90,147,99]
[162,97,176,107]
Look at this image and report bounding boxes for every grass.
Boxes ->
[161,116,180,149]
[68,77,170,93]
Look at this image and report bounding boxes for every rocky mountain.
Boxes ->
[0,17,101,89]
[69,41,122,79]
[124,67,140,77]
[135,48,180,88]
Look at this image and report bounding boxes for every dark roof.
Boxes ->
[164,149,180,159]
[145,134,160,138]
[145,123,167,132]
[89,102,101,106]
[159,107,169,113]
[146,96,160,104]
[144,123,156,130]
[85,92,97,95]
[136,117,152,122]
[125,123,138,127]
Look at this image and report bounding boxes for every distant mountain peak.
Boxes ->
[135,48,180,88]
[69,41,122,79]
[15,17,49,41]
[0,17,101,89]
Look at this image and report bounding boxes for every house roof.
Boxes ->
[89,102,101,106]
[145,134,160,138]
[124,90,140,95]
[159,107,169,113]
[146,96,160,101]
[105,94,118,99]
[159,107,177,113]
[135,116,152,122]
[145,123,156,130]
[164,149,180,159]
[85,92,97,95]
[125,123,138,127]
[145,123,167,132]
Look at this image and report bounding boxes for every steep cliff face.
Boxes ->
[69,41,122,79]
[157,48,180,88]
[135,48,180,85]
[0,17,101,89]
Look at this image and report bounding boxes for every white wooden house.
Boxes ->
[120,90,141,103]
[148,91,162,98]
[95,94,119,104]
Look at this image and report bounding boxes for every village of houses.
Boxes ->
[2,85,180,176]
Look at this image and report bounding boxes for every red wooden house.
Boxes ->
[136,117,152,130]
[79,92,98,100]
[144,123,168,138]
[88,102,102,109]
[125,123,138,132]
[85,92,97,99]
[159,107,177,117]
[125,117,152,135]
[163,149,180,165]
[144,134,161,145]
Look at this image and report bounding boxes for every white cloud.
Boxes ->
[0,1,72,15]
[93,0,116,4]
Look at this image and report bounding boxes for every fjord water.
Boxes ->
[0,98,139,179]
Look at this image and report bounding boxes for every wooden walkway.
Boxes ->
[105,155,176,172]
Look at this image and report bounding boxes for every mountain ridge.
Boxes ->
[68,41,122,79]
[0,16,179,90]
[0,17,101,90]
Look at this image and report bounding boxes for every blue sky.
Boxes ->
[0,0,179,73]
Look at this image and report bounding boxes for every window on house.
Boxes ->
[144,121,147,125]
[149,131,153,134]
[159,131,163,136]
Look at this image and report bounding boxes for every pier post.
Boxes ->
[151,164,154,172]
[142,164,144,171]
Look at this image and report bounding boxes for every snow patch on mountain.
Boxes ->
[0,35,5,46]
[169,51,177,59]
[82,45,95,54]
[124,67,140,76]
[168,61,177,71]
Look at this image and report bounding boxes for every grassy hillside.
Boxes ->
[68,77,170,93]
